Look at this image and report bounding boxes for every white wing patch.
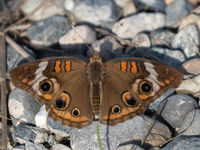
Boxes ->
[32,61,48,95]
[144,62,160,96]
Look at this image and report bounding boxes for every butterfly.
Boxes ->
[10,54,182,128]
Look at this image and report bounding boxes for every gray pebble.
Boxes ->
[161,136,200,150]
[70,116,171,150]
[134,0,165,11]
[25,142,47,150]
[88,36,123,60]
[132,33,151,48]
[73,0,118,28]
[157,94,198,128]
[48,117,71,137]
[11,124,48,144]
[171,24,200,58]
[112,12,165,39]
[165,0,193,27]
[27,16,70,46]
[117,144,144,150]
[150,29,175,47]
[59,25,96,55]
[7,45,35,71]
[8,88,42,126]
[13,145,25,150]
[178,109,200,135]
[52,144,71,150]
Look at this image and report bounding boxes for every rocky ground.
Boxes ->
[1,0,200,149]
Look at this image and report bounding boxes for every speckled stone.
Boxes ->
[172,25,200,58]
[132,33,151,48]
[176,74,200,98]
[52,144,71,150]
[134,0,165,11]
[25,142,47,150]
[11,124,48,144]
[70,116,171,150]
[178,109,200,135]
[21,0,65,21]
[162,136,200,150]
[150,29,175,47]
[165,0,193,27]
[183,58,200,75]
[27,15,70,46]
[8,88,42,127]
[73,0,118,28]
[157,94,198,128]
[112,12,165,39]
[88,36,123,60]
[7,45,35,71]
[59,25,96,55]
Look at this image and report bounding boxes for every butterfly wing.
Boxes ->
[99,57,182,125]
[10,57,93,128]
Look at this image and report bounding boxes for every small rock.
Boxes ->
[70,116,171,150]
[25,142,47,150]
[183,58,200,75]
[47,135,57,147]
[48,117,71,137]
[157,94,198,128]
[114,0,131,7]
[35,105,49,130]
[87,36,123,60]
[64,0,75,11]
[112,12,165,39]
[176,74,200,98]
[117,143,144,150]
[150,29,175,47]
[134,0,165,11]
[27,16,70,46]
[52,144,71,150]
[59,25,96,54]
[7,45,35,71]
[179,6,200,30]
[165,0,193,27]
[13,145,25,150]
[187,0,200,7]
[172,25,200,58]
[11,124,48,144]
[21,0,65,21]
[8,88,41,126]
[162,136,200,150]
[148,89,176,111]
[164,0,176,5]
[132,33,151,48]
[73,0,118,28]
[178,109,200,135]
[123,0,137,16]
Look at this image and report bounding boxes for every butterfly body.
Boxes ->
[10,54,182,128]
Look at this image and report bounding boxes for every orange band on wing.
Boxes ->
[165,79,170,84]
[55,61,61,72]
[65,61,71,72]
[44,94,52,100]
[131,61,137,73]
[139,94,149,100]
[120,61,127,72]
[22,78,28,83]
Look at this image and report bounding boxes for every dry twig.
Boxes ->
[0,32,7,149]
